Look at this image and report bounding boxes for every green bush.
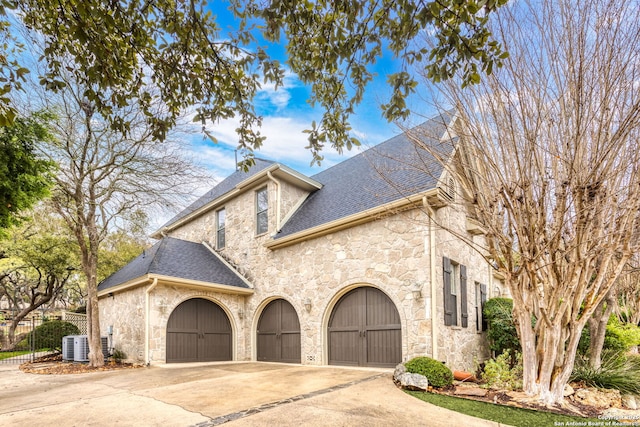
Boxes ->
[481,350,523,390]
[571,351,640,395]
[578,316,640,356]
[404,356,453,388]
[483,298,521,358]
[24,320,80,351]
[111,348,126,363]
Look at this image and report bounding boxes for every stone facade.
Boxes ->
[100,162,502,371]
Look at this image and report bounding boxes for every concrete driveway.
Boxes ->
[0,362,506,426]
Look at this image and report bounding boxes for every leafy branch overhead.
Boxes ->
[249,0,508,162]
[3,0,507,166]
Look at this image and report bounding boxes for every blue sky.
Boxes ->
[190,2,438,182]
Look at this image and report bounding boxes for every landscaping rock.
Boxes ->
[573,387,622,409]
[622,394,638,410]
[393,363,406,382]
[453,385,487,397]
[563,384,575,397]
[397,372,429,391]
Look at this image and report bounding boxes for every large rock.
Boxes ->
[393,363,406,381]
[564,384,575,397]
[397,372,429,391]
[573,387,622,409]
[454,385,487,397]
[622,394,638,410]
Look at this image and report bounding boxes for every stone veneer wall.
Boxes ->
[100,285,247,364]
[100,288,146,362]
[102,179,496,369]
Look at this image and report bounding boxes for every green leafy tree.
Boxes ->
[0,112,55,234]
[0,3,29,126]
[0,206,78,350]
[246,0,509,163]
[3,0,506,165]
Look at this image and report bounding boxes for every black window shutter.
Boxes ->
[480,283,488,331]
[460,265,468,328]
[443,257,453,326]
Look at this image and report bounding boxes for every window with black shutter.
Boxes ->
[443,257,454,326]
[443,257,468,328]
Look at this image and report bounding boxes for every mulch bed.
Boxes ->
[20,353,143,375]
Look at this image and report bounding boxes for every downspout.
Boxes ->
[266,171,282,230]
[145,278,158,365]
[423,196,438,361]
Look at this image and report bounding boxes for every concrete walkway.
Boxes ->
[0,362,508,426]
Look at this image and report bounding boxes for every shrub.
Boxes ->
[25,320,80,351]
[404,356,453,388]
[481,350,523,390]
[111,348,126,363]
[483,298,521,358]
[578,316,640,356]
[606,317,640,351]
[571,350,640,395]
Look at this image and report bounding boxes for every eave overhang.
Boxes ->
[97,274,254,298]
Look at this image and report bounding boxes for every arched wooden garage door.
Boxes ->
[328,287,401,368]
[257,299,301,363]
[166,298,232,363]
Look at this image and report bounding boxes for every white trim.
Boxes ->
[98,273,254,298]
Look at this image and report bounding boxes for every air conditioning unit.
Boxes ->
[73,335,89,362]
[101,336,109,360]
[62,335,78,361]
[72,335,110,362]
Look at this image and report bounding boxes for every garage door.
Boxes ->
[328,287,401,368]
[257,299,301,363]
[166,298,232,363]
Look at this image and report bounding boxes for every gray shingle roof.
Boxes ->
[98,237,249,291]
[159,158,276,230]
[275,112,455,238]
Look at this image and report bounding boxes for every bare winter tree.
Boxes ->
[410,0,640,406]
[27,67,209,366]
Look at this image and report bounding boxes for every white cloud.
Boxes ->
[198,114,364,175]
[254,69,300,111]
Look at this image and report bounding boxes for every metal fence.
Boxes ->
[0,313,87,364]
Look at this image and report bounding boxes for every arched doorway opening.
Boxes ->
[166,298,232,363]
[257,299,301,363]
[328,287,401,367]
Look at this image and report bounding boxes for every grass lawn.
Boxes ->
[0,350,32,361]
[406,390,605,427]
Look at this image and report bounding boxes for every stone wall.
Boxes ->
[103,178,498,369]
[100,285,247,364]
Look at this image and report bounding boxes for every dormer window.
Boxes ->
[256,187,268,235]
[216,208,226,249]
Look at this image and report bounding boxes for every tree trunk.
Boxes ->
[588,291,616,369]
[84,252,103,367]
[514,292,588,406]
